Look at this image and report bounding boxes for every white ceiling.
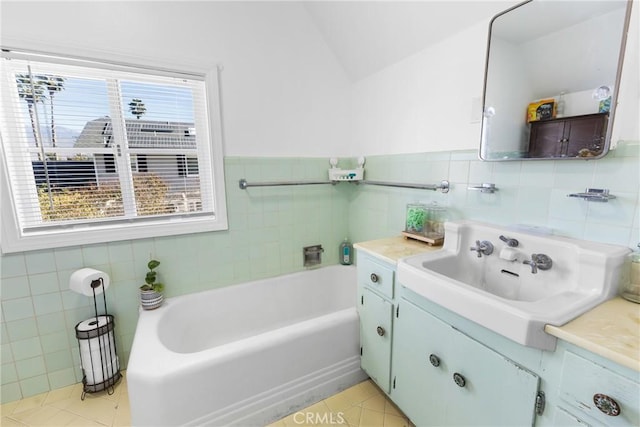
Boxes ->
[303,1,515,81]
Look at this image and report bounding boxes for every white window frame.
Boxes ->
[0,48,228,253]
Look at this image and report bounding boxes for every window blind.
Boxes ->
[0,51,217,236]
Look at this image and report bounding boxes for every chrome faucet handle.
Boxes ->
[499,235,519,247]
[523,258,538,274]
[470,240,494,257]
[523,254,552,274]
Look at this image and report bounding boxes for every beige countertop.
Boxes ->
[355,237,640,372]
[354,236,441,265]
[545,298,640,372]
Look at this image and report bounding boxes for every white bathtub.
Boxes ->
[127,265,366,426]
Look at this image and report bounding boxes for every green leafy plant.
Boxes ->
[406,207,427,232]
[140,259,164,292]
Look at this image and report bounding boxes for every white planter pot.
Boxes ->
[140,289,164,310]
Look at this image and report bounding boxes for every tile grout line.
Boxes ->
[3,377,411,427]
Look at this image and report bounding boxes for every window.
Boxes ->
[176,155,199,177]
[0,49,227,252]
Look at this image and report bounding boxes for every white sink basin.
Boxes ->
[397,220,630,350]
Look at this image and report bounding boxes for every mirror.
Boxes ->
[480,0,632,161]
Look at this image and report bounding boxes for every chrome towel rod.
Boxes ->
[238,178,450,193]
[361,180,449,193]
[239,179,330,189]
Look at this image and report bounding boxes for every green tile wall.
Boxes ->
[1,146,639,403]
[0,156,351,403]
[349,141,639,249]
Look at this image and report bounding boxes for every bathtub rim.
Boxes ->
[153,264,355,310]
[128,265,358,374]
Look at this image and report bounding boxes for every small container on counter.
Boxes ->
[621,244,640,303]
[405,203,427,234]
[424,202,448,240]
[402,202,447,246]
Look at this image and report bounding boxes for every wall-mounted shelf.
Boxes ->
[329,167,364,182]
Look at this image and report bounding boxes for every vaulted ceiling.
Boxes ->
[303,1,514,81]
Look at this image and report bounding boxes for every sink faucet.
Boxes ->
[499,235,519,247]
[523,254,553,274]
[470,240,494,258]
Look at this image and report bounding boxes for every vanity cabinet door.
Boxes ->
[392,298,540,426]
[446,330,540,427]
[391,298,453,426]
[359,287,393,393]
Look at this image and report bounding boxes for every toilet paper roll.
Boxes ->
[69,268,110,296]
[77,316,119,385]
[80,337,119,384]
[76,315,111,333]
[81,341,119,384]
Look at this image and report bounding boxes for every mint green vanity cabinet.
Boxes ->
[390,297,452,426]
[357,254,396,393]
[552,346,640,426]
[357,254,395,299]
[359,287,393,393]
[355,242,639,426]
[392,297,540,426]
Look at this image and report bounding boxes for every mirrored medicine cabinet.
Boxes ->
[480,0,632,161]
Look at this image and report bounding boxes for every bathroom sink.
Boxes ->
[397,220,630,350]
[418,251,555,303]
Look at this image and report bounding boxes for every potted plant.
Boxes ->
[139,259,165,310]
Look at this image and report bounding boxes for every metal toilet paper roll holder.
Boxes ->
[71,273,122,400]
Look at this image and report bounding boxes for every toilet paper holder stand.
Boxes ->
[72,274,122,400]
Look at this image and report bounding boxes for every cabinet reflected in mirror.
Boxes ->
[480,0,632,161]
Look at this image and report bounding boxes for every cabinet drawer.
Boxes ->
[554,407,592,426]
[358,256,394,299]
[559,351,640,426]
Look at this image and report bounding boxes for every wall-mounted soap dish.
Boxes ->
[567,188,616,202]
[303,245,324,267]
[468,183,498,193]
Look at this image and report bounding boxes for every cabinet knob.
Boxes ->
[376,326,385,337]
[453,373,466,388]
[429,354,440,367]
[593,393,620,417]
[370,273,379,283]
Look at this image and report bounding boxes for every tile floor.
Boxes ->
[1,373,410,426]
[266,379,411,427]
[0,372,130,427]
